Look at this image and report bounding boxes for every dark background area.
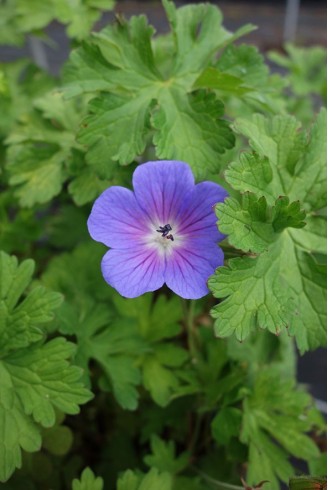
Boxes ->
[0,0,326,409]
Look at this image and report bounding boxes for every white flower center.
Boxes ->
[144,221,184,257]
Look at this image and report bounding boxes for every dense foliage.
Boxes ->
[0,1,326,489]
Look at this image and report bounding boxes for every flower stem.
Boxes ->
[184,299,198,360]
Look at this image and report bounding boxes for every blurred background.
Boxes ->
[0,0,326,74]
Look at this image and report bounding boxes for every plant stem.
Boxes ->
[185,299,198,359]
[193,467,245,490]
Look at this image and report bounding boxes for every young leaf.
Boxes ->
[117,468,172,490]
[72,467,103,490]
[211,407,242,446]
[144,435,189,474]
[216,193,306,253]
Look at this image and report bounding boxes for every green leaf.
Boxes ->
[77,93,153,167]
[0,251,91,482]
[241,369,321,489]
[211,407,242,445]
[0,251,62,356]
[216,193,306,253]
[4,338,91,427]
[271,196,306,231]
[110,293,192,406]
[144,435,189,474]
[152,89,235,178]
[67,167,110,207]
[4,0,114,42]
[210,111,327,351]
[6,91,87,207]
[7,143,65,207]
[194,67,254,96]
[231,111,326,210]
[41,245,145,410]
[194,44,283,113]
[72,467,103,490]
[117,468,172,490]
[162,0,255,77]
[63,2,254,177]
[209,244,292,340]
[268,43,326,98]
[215,44,269,89]
[0,60,54,136]
[42,424,73,456]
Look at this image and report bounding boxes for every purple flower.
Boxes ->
[87,160,227,299]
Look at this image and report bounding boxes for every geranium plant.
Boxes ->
[0,0,326,489]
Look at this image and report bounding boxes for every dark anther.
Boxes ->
[156,224,172,237]
[156,224,174,241]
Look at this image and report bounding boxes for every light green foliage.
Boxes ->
[269,43,326,98]
[4,69,125,208]
[217,193,306,253]
[194,44,286,115]
[5,90,101,207]
[268,44,326,123]
[63,1,255,178]
[211,407,242,446]
[241,369,321,489]
[0,251,61,355]
[117,468,172,490]
[144,435,189,474]
[0,61,54,138]
[0,0,114,44]
[0,251,92,482]
[209,110,327,352]
[72,467,104,490]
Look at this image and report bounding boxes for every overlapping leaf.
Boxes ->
[0,0,115,44]
[0,251,91,482]
[217,193,306,253]
[194,44,285,114]
[41,243,145,410]
[112,293,190,407]
[241,369,321,489]
[117,468,172,490]
[6,85,113,207]
[209,110,327,352]
[63,1,255,178]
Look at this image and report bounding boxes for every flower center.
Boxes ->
[156,223,174,242]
